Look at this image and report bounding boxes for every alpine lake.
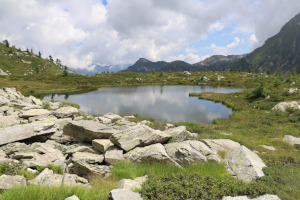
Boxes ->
[44,85,242,123]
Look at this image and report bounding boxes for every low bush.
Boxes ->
[141,173,270,200]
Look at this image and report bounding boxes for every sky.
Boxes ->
[1,0,300,71]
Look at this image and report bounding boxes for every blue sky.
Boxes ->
[1,0,300,70]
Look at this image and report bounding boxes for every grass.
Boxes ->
[111,160,229,180]
[0,175,117,200]
[177,74,300,199]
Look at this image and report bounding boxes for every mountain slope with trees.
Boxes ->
[232,12,300,74]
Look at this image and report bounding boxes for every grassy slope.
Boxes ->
[184,75,300,199]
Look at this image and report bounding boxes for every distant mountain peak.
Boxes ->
[137,58,151,63]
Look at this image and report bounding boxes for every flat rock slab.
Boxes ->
[63,120,119,142]
[201,139,241,153]
[225,146,266,183]
[110,125,171,152]
[124,143,179,166]
[92,139,114,153]
[109,189,143,200]
[164,126,186,136]
[0,175,27,190]
[72,152,104,164]
[165,140,220,165]
[53,107,78,118]
[283,135,300,150]
[21,109,50,119]
[0,120,56,145]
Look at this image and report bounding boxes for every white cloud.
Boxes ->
[0,0,300,69]
[209,37,241,55]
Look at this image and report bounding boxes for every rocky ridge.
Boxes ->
[0,87,282,199]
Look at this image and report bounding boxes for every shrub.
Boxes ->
[248,81,269,99]
[141,173,270,200]
[42,101,50,109]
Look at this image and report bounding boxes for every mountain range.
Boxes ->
[124,12,300,74]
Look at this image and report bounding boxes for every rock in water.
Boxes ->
[225,146,266,183]
[110,125,171,151]
[63,120,119,142]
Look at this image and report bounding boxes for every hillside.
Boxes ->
[233,12,300,74]
[0,43,63,76]
[124,55,243,73]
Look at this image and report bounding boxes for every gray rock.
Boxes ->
[49,130,75,143]
[72,152,104,164]
[117,175,147,191]
[12,152,39,160]
[222,194,281,200]
[28,168,54,185]
[261,145,276,151]
[42,174,64,186]
[165,140,220,165]
[0,142,31,155]
[272,101,300,112]
[0,96,9,105]
[92,139,114,153]
[109,189,143,200]
[125,143,179,166]
[65,195,80,200]
[0,120,57,145]
[104,113,122,120]
[110,125,171,152]
[104,146,125,165]
[225,146,266,183]
[53,107,78,118]
[0,149,6,157]
[0,175,27,190]
[164,126,186,136]
[63,120,119,142]
[283,135,300,149]
[201,139,241,153]
[66,145,97,155]
[62,173,89,187]
[0,116,22,128]
[21,109,50,119]
[98,116,112,124]
[69,161,110,177]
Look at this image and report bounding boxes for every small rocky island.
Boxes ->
[0,87,294,199]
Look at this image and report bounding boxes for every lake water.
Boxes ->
[44,85,242,123]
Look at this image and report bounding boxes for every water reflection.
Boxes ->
[44,85,242,123]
